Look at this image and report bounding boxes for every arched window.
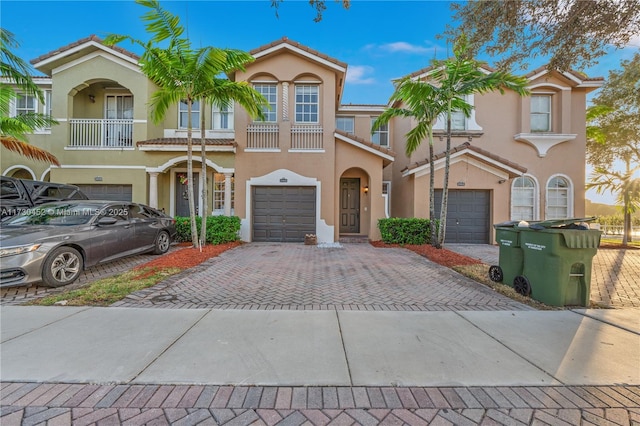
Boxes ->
[511,176,537,221]
[546,175,572,219]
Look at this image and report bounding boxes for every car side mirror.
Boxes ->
[97,216,118,226]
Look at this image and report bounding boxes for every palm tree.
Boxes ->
[1,28,59,166]
[372,79,470,245]
[105,0,265,248]
[428,34,529,247]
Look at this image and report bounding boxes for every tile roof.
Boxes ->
[403,63,496,80]
[137,138,237,147]
[250,37,347,69]
[403,141,527,175]
[30,35,139,65]
[524,65,604,83]
[334,129,396,158]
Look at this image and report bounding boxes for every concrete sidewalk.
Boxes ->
[2,306,640,424]
[2,306,638,387]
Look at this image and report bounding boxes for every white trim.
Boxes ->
[64,147,136,151]
[334,132,394,162]
[338,105,385,113]
[403,148,522,178]
[52,51,141,75]
[253,43,346,73]
[514,133,577,157]
[288,149,326,153]
[545,173,574,219]
[34,40,139,69]
[250,79,279,83]
[510,174,540,221]
[528,83,571,91]
[293,80,322,84]
[382,181,391,218]
[244,148,282,153]
[240,169,334,243]
[146,155,232,174]
[2,165,37,180]
[40,167,52,181]
[55,165,146,170]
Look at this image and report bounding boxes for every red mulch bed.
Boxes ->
[134,241,241,271]
[370,240,483,268]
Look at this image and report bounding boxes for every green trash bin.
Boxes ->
[515,226,601,307]
[489,224,524,287]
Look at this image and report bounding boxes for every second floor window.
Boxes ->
[531,95,551,132]
[371,118,389,147]
[450,110,466,130]
[295,85,319,123]
[179,100,200,129]
[15,94,37,116]
[254,83,277,122]
[336,116,354,133]
[212,102,234,130]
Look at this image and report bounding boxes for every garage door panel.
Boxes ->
[434,189,490,244]
[253,186,316,243]
[76,184,132,202]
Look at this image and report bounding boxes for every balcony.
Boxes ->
[69,119,134,148]
[246,124,279,150]
[291,125,323,150]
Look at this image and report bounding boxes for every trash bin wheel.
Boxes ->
[488,265,503,282]
[513,275,531,296]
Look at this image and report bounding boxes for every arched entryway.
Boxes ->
[339,168,370,238]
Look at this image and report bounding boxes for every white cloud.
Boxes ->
[380,41,431,54]
[346,65,376,84]
[626,33,640,48]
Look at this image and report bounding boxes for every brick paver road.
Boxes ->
[2,382,639,425]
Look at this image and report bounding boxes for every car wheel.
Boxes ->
[153,231,171,254]
[42,246,83,287]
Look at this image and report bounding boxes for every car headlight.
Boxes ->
[0,244,42,258]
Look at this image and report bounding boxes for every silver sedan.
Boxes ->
[0,200,176,288]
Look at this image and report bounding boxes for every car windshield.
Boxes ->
[1,203,102,226]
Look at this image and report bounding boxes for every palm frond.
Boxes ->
[1,136,60,166]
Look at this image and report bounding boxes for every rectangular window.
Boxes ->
[44,90,52,129]
[531,95,551,132]
[15,94,37,116]
[336,116,354,133]
[371,118,389,147]
[179,100,200,129]
[450,110,466,130]
[295,85,319,123]
[254,83,277,122]
[212,102,234,130]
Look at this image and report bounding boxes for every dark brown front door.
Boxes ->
[340,178,360,233]
[175,172,199,217]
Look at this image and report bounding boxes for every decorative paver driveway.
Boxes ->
[113,243,532,311]
[591,248,640,308]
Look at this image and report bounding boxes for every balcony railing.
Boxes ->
[291,125,323,150]
[69,119,134,148]
[247,123,279,149]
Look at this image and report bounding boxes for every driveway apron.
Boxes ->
[112,243,531,311]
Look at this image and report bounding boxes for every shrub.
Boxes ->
[174,215,241,244]
[378,217,438,245]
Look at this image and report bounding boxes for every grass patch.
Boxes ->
[452,264,559,310]
[600,237,640,248]
[27,267,182,307]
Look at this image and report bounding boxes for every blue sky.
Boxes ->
[3,0,638,204]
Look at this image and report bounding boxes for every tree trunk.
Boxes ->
[199,101,208,250]
[186,100,200,249]
[428,129,437,246]
[436,103,453,249]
